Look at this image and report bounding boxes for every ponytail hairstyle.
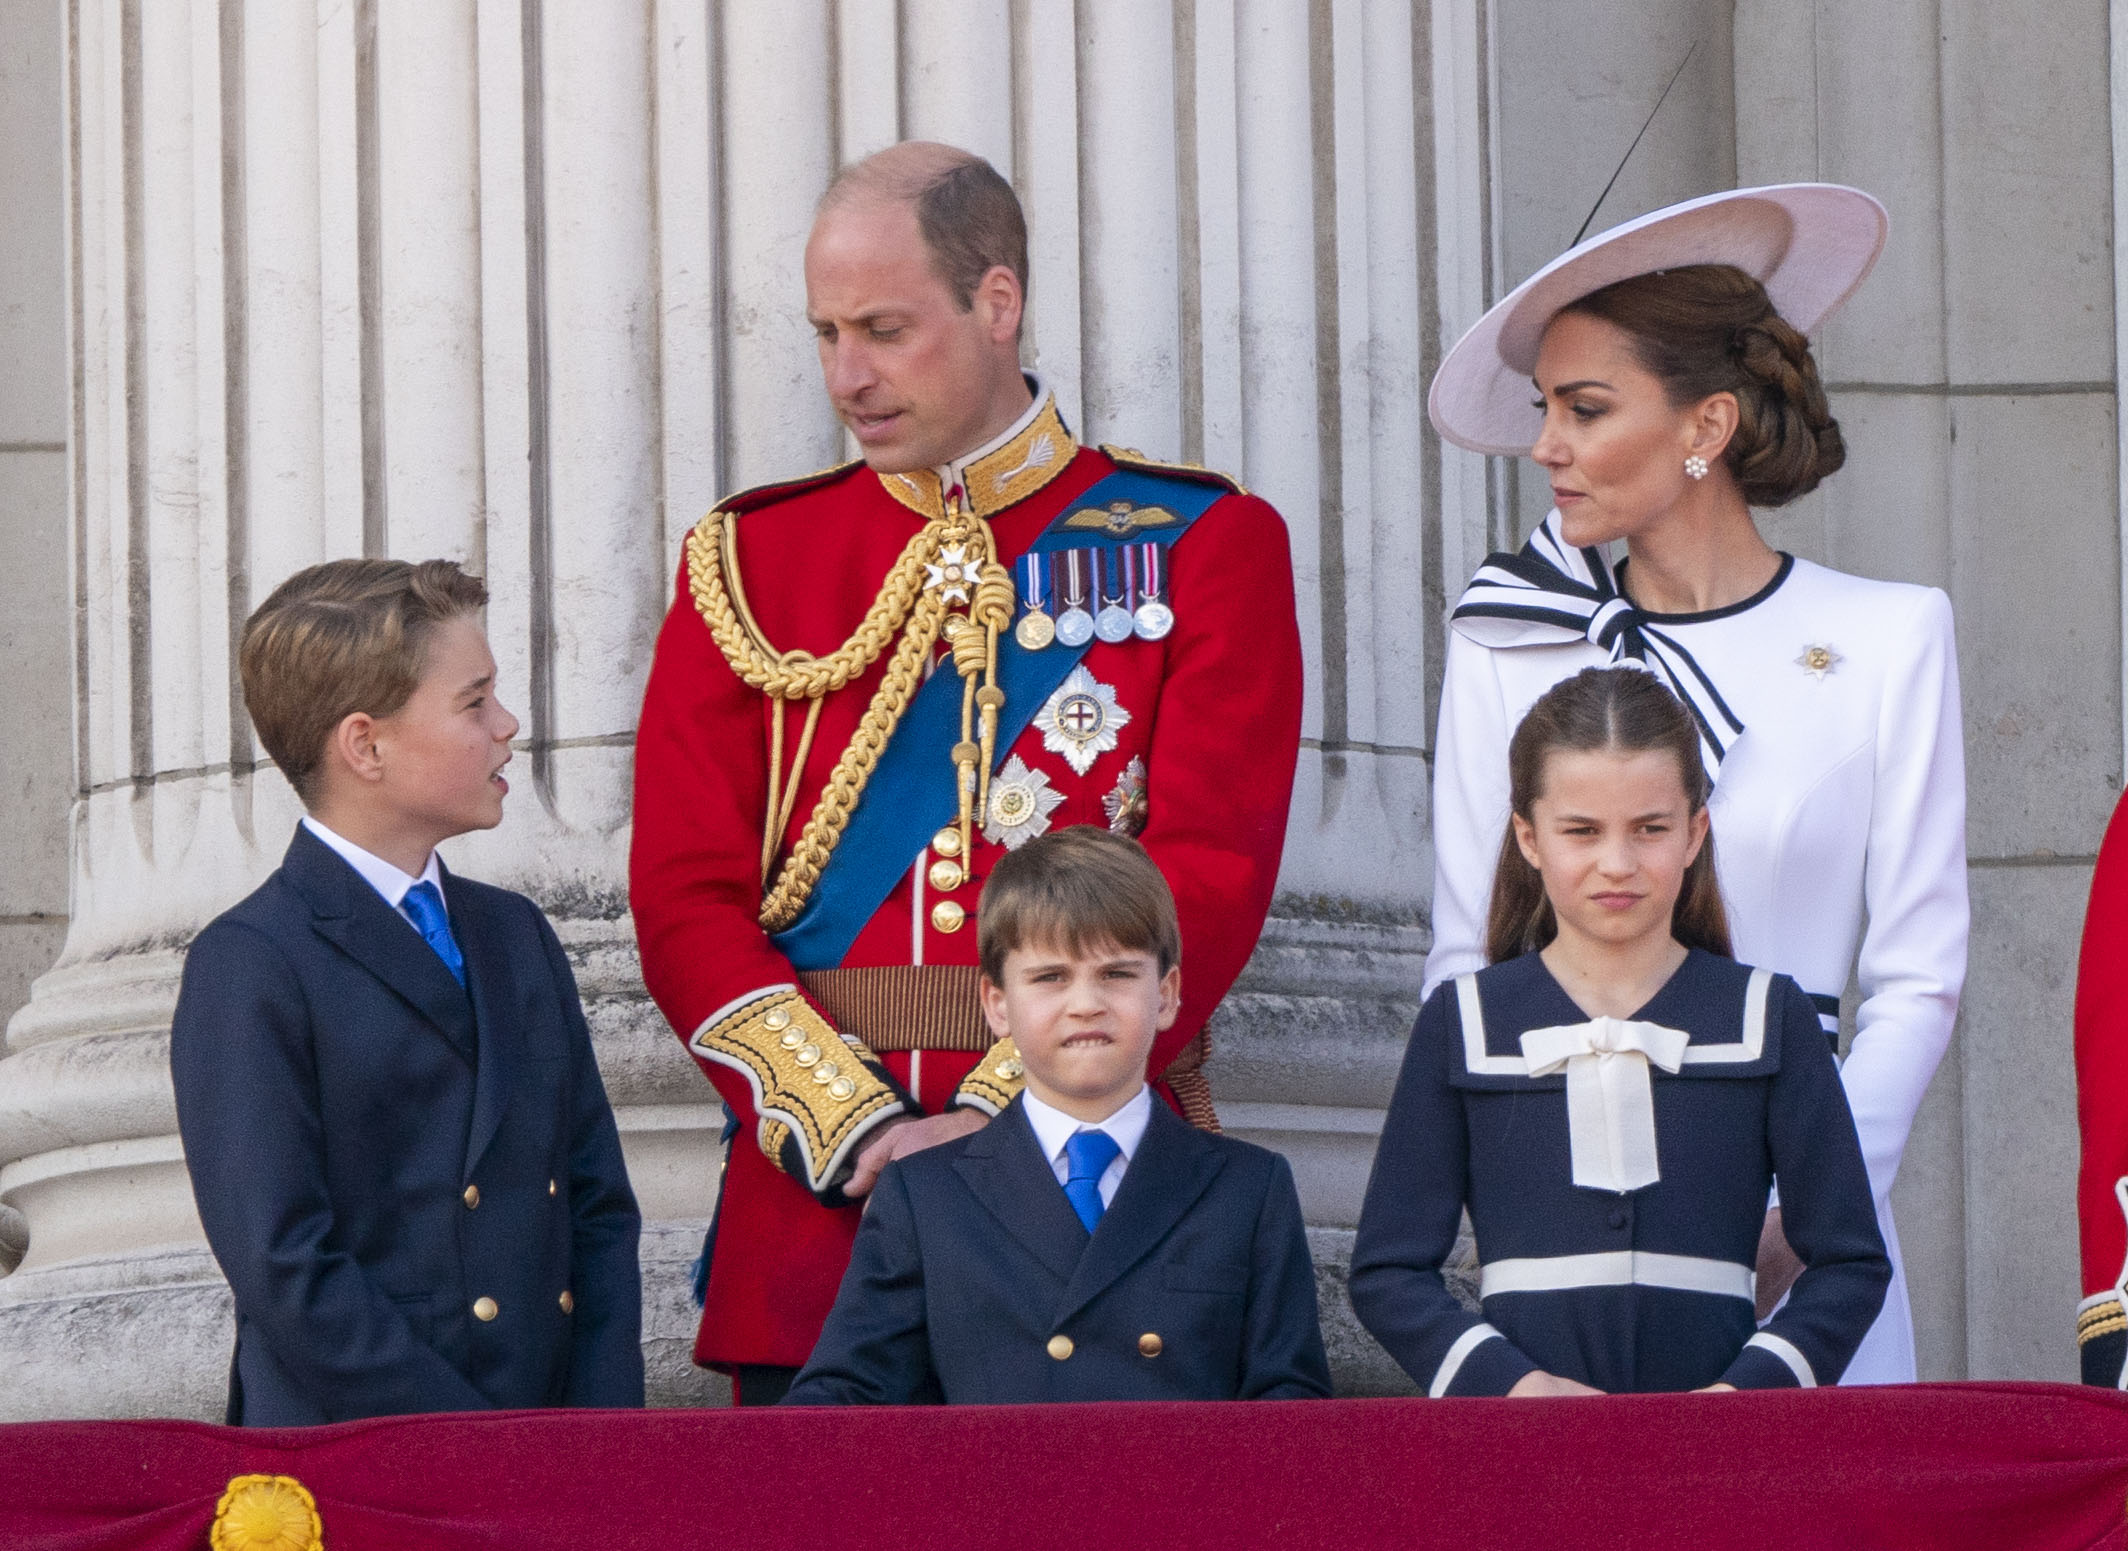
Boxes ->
[1561,263,1844,507]
[1484,666,1733,964]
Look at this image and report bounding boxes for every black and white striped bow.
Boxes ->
[1450,513,1744,778]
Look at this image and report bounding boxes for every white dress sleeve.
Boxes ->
[1843,586,1970,1204]
[1422,630,1517,997]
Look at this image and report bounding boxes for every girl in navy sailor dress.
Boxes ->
[1352,668,1889,1396]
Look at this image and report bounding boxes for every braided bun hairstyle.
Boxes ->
[1562,263,1845,507]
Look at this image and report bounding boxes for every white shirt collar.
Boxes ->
[301,816,444,911]
[932,372,1050,492]
[1020,1082,1153,1169]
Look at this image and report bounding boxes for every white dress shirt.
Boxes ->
[1425,540,1969,1385]
[301,816,445,918]
[1020,1085,1154,1210]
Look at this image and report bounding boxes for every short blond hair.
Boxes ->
[239,558,488,803]
[978,827,1180,981]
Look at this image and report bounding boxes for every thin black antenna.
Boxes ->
[1569,41,1699,249]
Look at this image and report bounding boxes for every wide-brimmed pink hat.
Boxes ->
[1428,183,1888,456]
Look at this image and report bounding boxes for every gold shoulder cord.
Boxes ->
[686,494,1014,934]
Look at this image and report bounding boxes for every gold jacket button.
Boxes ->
[1138,1332,1163,1358]
[462,1184,480,1209]
[1046,1334,1074,1361]
[763,1006,792,1032]
[472,1297,499,1322]
[928,857,966,892]
[931,826,963,858]
[931,900,966,933]
[559,1290,575,1314]
[548,1178,558,1197]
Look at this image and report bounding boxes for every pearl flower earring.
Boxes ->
[1684,455,1710,480]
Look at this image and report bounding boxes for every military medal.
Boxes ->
[984,755,1067,848]
[1094,547,1134,643]
[1104,755,1149,836]
[1055,550,1095,647]
[1036,665,1130,776]
[1014,552,1056,650]
[1132,542,1173,640]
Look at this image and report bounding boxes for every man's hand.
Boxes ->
[1754,1207,1805,1320]
[843,1109,990,1198]
[1506,1370,1603,1398]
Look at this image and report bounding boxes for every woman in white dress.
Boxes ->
[1424,185,1968,1384]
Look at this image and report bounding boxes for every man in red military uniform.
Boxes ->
[2077,793,2128,1385]
[630,141,1303,1403]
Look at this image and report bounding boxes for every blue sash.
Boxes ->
[769,468,1226,970]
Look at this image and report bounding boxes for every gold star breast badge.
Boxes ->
[1796,642,1842,680]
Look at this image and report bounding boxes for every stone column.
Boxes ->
[0,0,1468,1415]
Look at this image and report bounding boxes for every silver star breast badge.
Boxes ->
[1035,665,1131,776]
[924,543,976,605]
[984,755,1067,848]
[1796,642,1842,680]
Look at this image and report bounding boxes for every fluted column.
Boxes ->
[1,0,1471,1415]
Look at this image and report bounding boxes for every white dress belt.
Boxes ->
[1479,1250,1757,1303]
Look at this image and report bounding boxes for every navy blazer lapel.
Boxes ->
[282,827,477,1067]
[953,1100,1089,1286]
[1055,1100,1224,1325]
[454,870,521,1174]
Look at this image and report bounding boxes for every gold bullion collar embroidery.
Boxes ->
[878,382,1078,522]
[1037,665,1130,777]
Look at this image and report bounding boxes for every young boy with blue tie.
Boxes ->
[784,826,1331,1404]
[170,559,643,1424]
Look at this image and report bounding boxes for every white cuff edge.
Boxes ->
[1429,1322,1504,1399]
[1744,1330,1816,1389]
[687,983,801,1051]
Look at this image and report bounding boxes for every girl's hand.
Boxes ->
[1507,1370,1604,1397]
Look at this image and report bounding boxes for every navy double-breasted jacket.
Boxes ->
[784,1094,1331,1404]
[170,825,643,1424]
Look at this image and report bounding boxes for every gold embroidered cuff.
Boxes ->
[952,1037,1027,1116]
[2078,1290,2127,1346]
[690,990,905,1199]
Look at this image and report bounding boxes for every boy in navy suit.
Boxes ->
[170,559,643,1424]
[784,826,1330,1404]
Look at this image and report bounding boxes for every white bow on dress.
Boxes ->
[1519,1017,1692,1194]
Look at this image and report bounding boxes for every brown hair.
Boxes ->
[978,826,1181,982]
[1562,263,1844,507]
[239,558,489,803]
[1484,667,1732,964]
[821,141,1030,318]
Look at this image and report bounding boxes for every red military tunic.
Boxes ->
[2077,791,2128,1383]
[630,386,1303,1371]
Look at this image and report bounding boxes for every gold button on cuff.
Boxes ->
[997,1059,1024,1080]
[779,1028,805,1050]
[462,1184,480,1210]
[559,1290,575,1314]
[548,1178,558,1197]
[1046,1334,1074,1361]
[928,857,966,892]
[794,1043,821,1067]
[763,1007,793,1032]
[931,900,966,933]
[812,1060,841,1084]
[931,827,963,858]
[1138,1332,1164,1358]
[472,1297,499,1322]
[828,1077,857,1100]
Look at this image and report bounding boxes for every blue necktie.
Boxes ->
[1062,1129,1122,1234]
[401,880,467,988]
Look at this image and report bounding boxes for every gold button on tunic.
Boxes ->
[472,1297,499,1322]
[1046,1334,1074,1361]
